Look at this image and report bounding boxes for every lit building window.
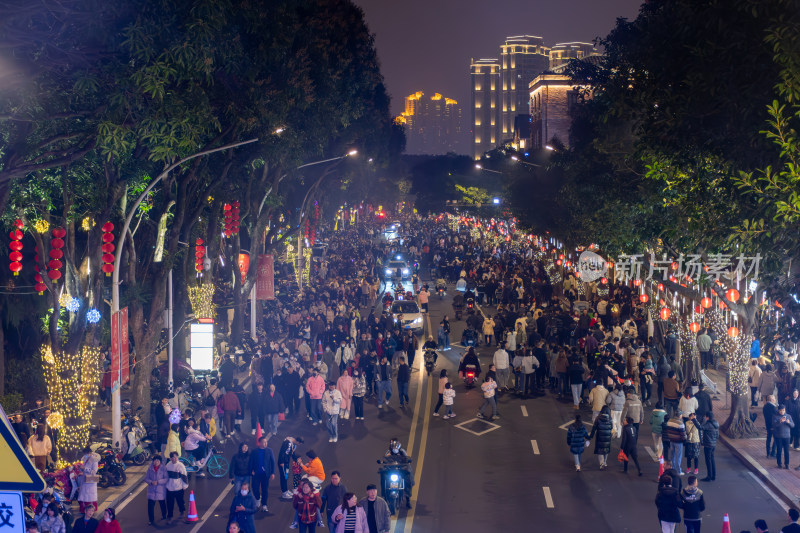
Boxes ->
[475,138,481,143]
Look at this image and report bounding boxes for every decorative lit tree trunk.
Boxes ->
[707,310,758,438]
[41,345,101,462]
[677,317,701,385]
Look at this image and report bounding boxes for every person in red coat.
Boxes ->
[95,508,121,533]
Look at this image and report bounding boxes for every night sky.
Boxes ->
[354,0,643,117]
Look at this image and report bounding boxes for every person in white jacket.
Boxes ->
[322,382,343,443]
[443,383,456,419]
[493,345,511,391]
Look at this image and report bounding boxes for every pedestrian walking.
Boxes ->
[249,435,276,512]
[78,449,100,514]
[320,471,347,531]
[773,403,794,469]
[278,436,303,499]
[322,382,343,443]
[567,414,590,472]
[27,425,52,473]
[264,384,285,436]
[568,358,586,409]
[144,455,168,525]
[477,376,498,421]
[655,475,681,533]
[375,357,393,408]
[293,479,323,533]
[336,371,354,420]
[589,383,609,423]
[750,360,763,407]
[165,451,188,522]
[306,368,326,425]
[664,412,687,474]
[332,492,369,533]
[765,395,778,458]
[606,385,626,438]
[432,369,448,416]
[619,416,642,476]
[678,476,705,533]
[442,382,456,419]
[780,508,800,533]
[700,413,719,481]
[493,344,510,390]
[396,358,410,407]
[228,481,257,533]
[588,405,613,469]
[351,370,366,420]
[229,442,251,494]
[358,484,391,533]
[684,413,701,475]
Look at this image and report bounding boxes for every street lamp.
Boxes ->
[544,145,555,151]
[111,137,258,449]
[475,164,503,175]
[492,198,501,205]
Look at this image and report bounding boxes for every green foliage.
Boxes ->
[6,352,46,401]
[0,394,24,414]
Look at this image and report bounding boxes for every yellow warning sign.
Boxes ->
[0,406,45,492]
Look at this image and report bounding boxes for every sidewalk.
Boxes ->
[705,369,800,508]
[88,365,252,513]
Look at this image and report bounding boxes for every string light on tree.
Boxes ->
[86,309,101,324]
[66,297,81,313]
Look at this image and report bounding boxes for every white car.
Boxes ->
[391,301,423,334]
[384,260,411,280]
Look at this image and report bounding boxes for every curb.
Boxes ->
[719,432,798,508]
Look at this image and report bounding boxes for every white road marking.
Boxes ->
[189,483,234,533]
[747,471,790,512]
[645,446,659,462]
[531,440,540,455]
[110,481,146,513]
[558,420,592,431]
[543,486,554,508]
[521,405,528,417]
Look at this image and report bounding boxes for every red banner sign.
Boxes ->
[111,307,130,385]
[256,254,274,300]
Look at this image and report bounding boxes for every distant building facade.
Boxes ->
[470,58,500,159]
[397,91,463,155]
[528,61,594,149]
[470,37,598,158]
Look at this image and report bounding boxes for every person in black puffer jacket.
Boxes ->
[230,442,251,493]
[679,476,705,532]
[700,413,719,481]
[655,475,681,531]
[588,406,613,469]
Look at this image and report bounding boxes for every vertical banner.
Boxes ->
[111,307,130,385]
[256,254,275,300]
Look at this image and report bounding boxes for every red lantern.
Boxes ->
[633,279,641,287]
[600,277,608,284]
[689,322,700,333]
[658,283,664,291]
[639,293,649,303]
[8,219,23,276]
[694,305,704,314]
[726,288,740,303]
[34,246,46,295]
[48,228,65,283]
[605,261,614,269]
[700,297,712,309]
[195,238,205,273]
[659,307,671,320]
[574,271,581,278]
[558,254,565,260]
[670,262,679,270]
[555,259,562,266]
[101,222,115,276]
[231,201,240,235]
[728,326,739,338]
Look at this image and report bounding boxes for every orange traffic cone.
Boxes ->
[186,491,199,522]
[721,513,731,533]
[256,422,263,441]
[658,456,665,478]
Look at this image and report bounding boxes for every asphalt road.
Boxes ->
[113,281,790,533]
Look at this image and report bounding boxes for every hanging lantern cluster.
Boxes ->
[304,219,310,241]
[34,246,46,295]
[48,227,66,282]
[101,222,115,276]
[195,238,205,273]
[223,202,241,238]
[8,219,23,276]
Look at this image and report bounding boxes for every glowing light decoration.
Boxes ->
[689,322,701,333]
[640,293,649,303]
[87,309,101,324]
[59,292,72,307]
[42,344,101,459]
[700,297,712,309]
[728,326,740,338]
[660,307,671,320]
[169,408,182,425]
[66,297,81,312]
[47,411,64,430]
[48,227,66,282]
[188,283,216,319]
[194,238,205,273]
[9,219,23,275]
[726,288,740,303]
[33,219,50,234]
[81,217,95,231]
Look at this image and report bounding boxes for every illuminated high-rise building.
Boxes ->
[500,36,550,141]
[549,42,597,69]
[396,91,462,155]
[470,58,500,159]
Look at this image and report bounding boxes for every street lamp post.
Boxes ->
[110,137,258,448]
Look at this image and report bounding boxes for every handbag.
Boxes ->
[617,449,628,462]
[278,412,286,421]
[85,474,101,483]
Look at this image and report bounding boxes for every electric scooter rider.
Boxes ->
[381,438,413,508]
[458,347,482,380]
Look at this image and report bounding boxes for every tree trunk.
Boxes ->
[722,391,759,438]
[231,288,244,348]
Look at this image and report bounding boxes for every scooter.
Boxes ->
[377,457,413,515]
[97,447,127,488]
[423,350,436,376]
[466,297,475,315]
[463,364,478,389]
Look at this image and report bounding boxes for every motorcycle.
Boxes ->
[377,457,413,515]
[437,286,446,299]
[463,364,478,389]
[423,350,436,376]
[466,297,475,315]
[97,447,127,488]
